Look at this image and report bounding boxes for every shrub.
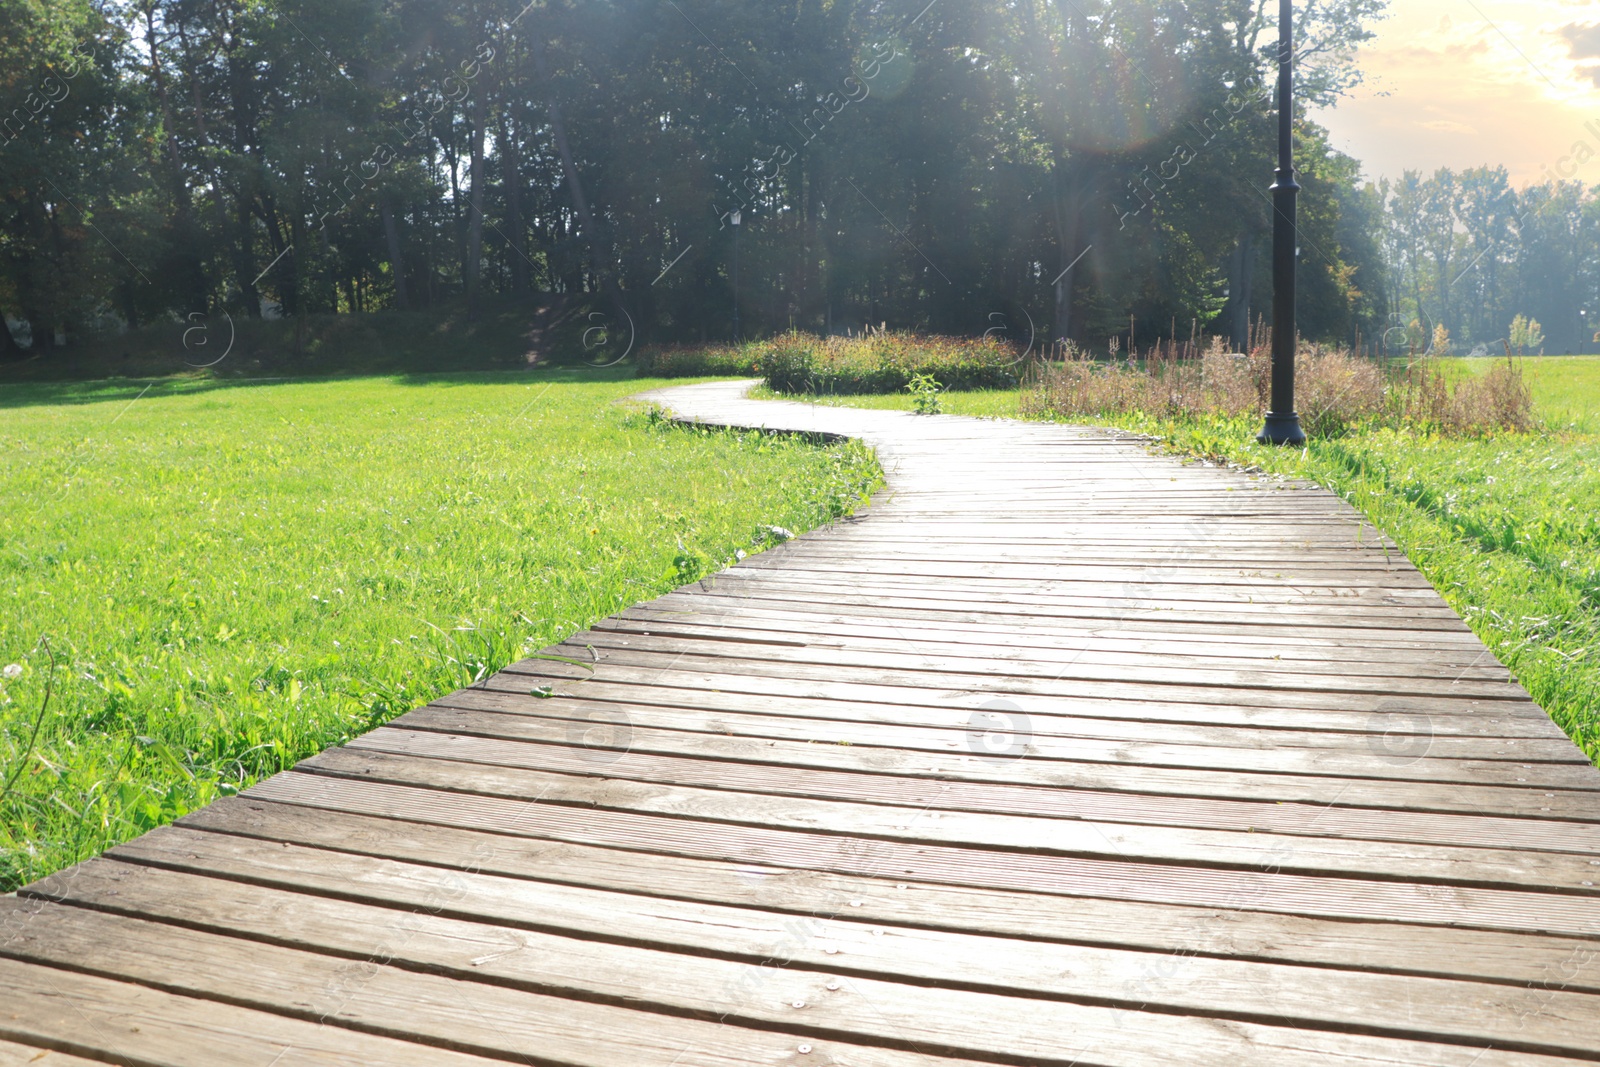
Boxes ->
[760,330,1022,394]
[1022,337,1532,438]
[1296,344,1388,436]
[1510,314,1545,357]
[1019,338,1269,423]
[633,343,763,378]
[636,331,1024,392]
[1393,358,1534,435]
[759,333,823,391]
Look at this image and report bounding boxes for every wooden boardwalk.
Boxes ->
[4,378,1600,1066]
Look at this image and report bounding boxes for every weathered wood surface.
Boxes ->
[5,379,1599,1066]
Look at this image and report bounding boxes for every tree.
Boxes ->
[1,0,1412,363]
[0,0,124,352]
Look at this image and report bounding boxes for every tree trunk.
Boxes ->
[181,20,243,318]
[318,222,336,313]
[382,198,410,309]
[145,7,208,314]
[226,34,266,317]
[802,151,823,329]
[1050,154,1083,343]
[233,194,261,316]
[1228,231,1255,350]
[444,127,463,295]
[500,109,530,295]
[531,43,619,308]
[465,87,487,319]
[45,203,73,346]
[23,310,47,352]
[424,146,441,306]
[119,280,142,331]
[0,307,23,361]
[268,199,297,317]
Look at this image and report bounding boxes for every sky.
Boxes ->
[1312,0,1600,188]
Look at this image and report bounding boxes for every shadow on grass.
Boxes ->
[0,294,637,405]
[0,365,646,411]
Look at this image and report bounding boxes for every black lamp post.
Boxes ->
[1257,0,1306,446]
[730,209,742,342]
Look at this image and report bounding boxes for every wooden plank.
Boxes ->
[768,575,1446,599]
[0,955,516,1067]
[502,643,1561,726]
[495,666,1594,789]
[467,652,1548,751]
[810,538,1406,555]
[307,739,1600,892]
[492,652,1542,726]
[1,895,995,1067]
[0,1039,103,1067]
[388,706,1600,853]
[483,668,1548,758]
[661,578,1480,632]
[705,569,1470,621]
[751,541,1432,562]
[442,684,1573,761]
[242,771,1600,938]
[601,609,1510,675]
[475,658,1560,738]
[568,628,1531,697]
[173,800,1600,991]
[635,590,1491,651]
[499,655,1563,730]
[28,852,1600,1060]
[450,681,1600,817]
[789,542,1409,561]
[778,558,1417,576]
[734,552,1450,592]
[12,895,1590,1067]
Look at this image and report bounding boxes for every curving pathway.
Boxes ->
[3,379,1600,1066]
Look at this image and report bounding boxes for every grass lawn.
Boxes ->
[0,369,881,890]
[788,358,1600,764]
[1507,355,1600,434]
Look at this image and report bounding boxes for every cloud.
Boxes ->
[1317,2,1600,185]
[1560,22,1600,86]
[1562,23,1600,59]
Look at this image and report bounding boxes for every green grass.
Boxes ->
[0,369,882,889]
[1500,355,1600,434]
[799,361,1600,765]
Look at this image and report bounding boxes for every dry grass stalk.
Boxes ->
[1022,337,1532,437]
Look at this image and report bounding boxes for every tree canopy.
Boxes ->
[19,0,1581,362]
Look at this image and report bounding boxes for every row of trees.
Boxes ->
[1375,167,1600,356]
[4,0,1397,360]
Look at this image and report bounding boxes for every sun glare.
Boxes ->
[1316,0,1600,185]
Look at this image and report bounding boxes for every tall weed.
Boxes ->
[1022,337,1532,437]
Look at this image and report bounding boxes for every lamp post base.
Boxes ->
[1256,412,1306,446]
